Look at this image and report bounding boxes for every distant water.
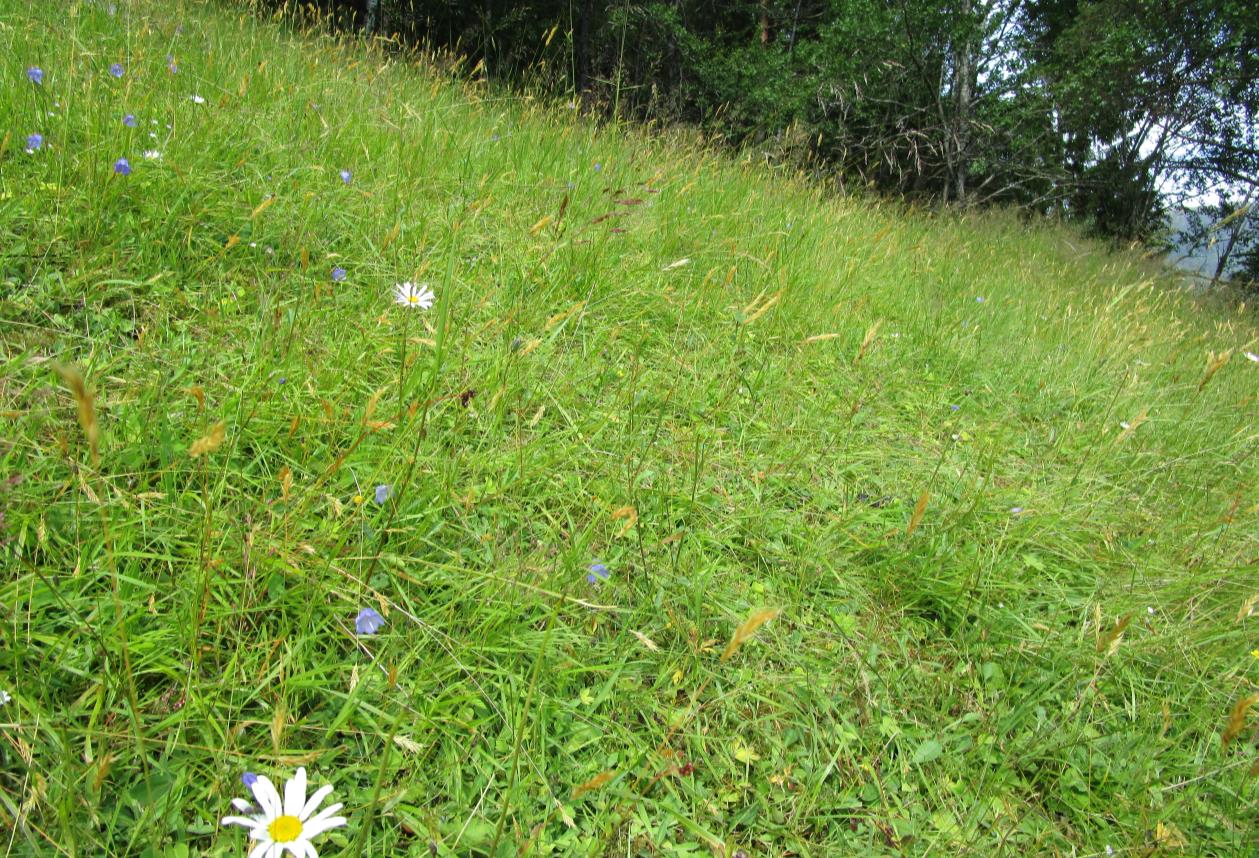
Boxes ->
[1165,207,1226,280]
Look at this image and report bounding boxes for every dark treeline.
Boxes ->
[281,0,1258,280]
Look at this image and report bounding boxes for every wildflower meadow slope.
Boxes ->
[2,1,1258,855]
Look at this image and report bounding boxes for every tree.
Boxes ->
[266,0,1257,254]
[1023,0,1259,241]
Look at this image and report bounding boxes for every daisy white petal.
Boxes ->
[301,815,346,839]
[300,801,344,836]
[284,768,307,817]
[306,801,343,819]
[225,768,343,858]
[299,785,334,820]
[392,281,435,309]
[221,815,259,828]
[251,776,282,818]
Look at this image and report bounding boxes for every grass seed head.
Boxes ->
[1198,350,1230,391]
[721,608,781,662]
[906,490,930,536]
[1222,693,1259,749]
[853,320,882,365]
[55,364,99,466]
[1096,613,1133,656]
[189,422,226,457]
[571,770,615,799]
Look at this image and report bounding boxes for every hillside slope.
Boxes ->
[2,1,1258,855]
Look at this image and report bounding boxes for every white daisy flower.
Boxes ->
[0,689,11,705]
[393,281,435,309]
[1245,351,1258,363]
[191,94,206,104]
[222,768,346,858]
[143,150,162,160]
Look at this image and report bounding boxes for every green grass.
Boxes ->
[2,1,1258,855]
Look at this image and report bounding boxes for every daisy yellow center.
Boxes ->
[408,294,419,304]
[268,814,303,843]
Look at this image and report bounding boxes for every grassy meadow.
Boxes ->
[2,0,1259,855]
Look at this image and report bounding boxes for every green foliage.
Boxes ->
[1028,0,1259,240]
[321,0,1259,252]
[2,1,1259,855]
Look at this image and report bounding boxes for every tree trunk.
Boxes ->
[788,0,803,52]
[483,0,493,77]
[667,0,682,91]
[952,0,976,206]
[1212,195,1255,285]
[577,0,593,93]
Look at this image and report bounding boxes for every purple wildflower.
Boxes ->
[355,607,385,635]
[167,55,178,74]
[27,67,43,85]
[123,114,137,127]
[25,133,43,153]
[586,560,610,584]
[113,157,132,176]
[373,484,390,504]
[593,162,602,172]
[331,267,347,282]
[109,63,125,79]
[241,772,258,788]
[339,169,352,185]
